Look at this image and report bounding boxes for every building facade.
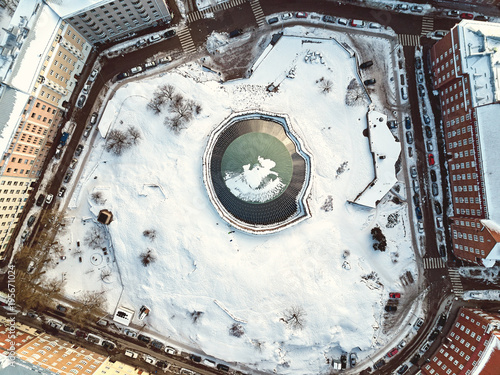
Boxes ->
[420,308,500,375]
[430,20,500,266]
[53,0,171,45]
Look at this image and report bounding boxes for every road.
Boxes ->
[3,0,500,374]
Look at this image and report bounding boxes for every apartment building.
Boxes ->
[94,357,151,375]
[430,20,500,266]
[420,308,500,375]
[50,0,171,45]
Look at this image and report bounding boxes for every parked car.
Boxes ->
[413,194,419,207]
[144,355,157,365]
[340,353,347,369]
[385,305,397,312]
[123,328,137,338]
[396,4,409,10]
[404,116,411,129]
[425,126,432,138]
[423,114,430,124]
[387,120,397,129]
[158,56,172,64]
[397,364,409,374]
[203,359,216,368]
[410,166,417,179]
[90,112,98,125]
[426,140,433,152]
[436,216,443,228]
[144,61,157,68]
[217,364,230,371]
[282,13,293,20]
[148,34,161,43]
[64,170,73,183]
[417,71,424,83]
[165,346,178,355]
[267,17,279,24]
[62,324,75,334]
[420,341,431,353]
[190,354,202,362]
[125,350,138,358]
[439,244,446,257]
[389,292,401,298]
[432,182,439,196]
[164,29,176,38]
[406,131,413,144]
[45,194,53,205]
[418,221,424,233]
[47,319,63,330]
[337,18,349,25]
[75,144,84,156]
[56,304,68,314]
[116,72,129,81]
[89,69,98,82]
[415,57,422,70]
[414,318,424,330]
[130,66,143,74]
[138,305,150,320]
[83,125,92,139]
[415,207,423,220]
[87,334,103,344]
[136,39,146,47]
[364,78,376,86]
[418,84,425,97]
[75,330,88,339]
[36,194,45,206]
[27,215,36,227]
[360,60,373,69]
[460,12,474,19]
[76,95,86,108]
[137,334,151,343]
[350,19,365,27]
[401,86,408,100]
[350,352,357,367]
[69,158,78,169]
[411,5,423,12]
[151,340,164,350]
[374,359,386,369]
[295,12,308,18]
[397,340,406,349]
[434,201,442,214]
[322,15,335,23]
[369,22,381,29]
[387,348,399,358]
[475,15,489,21]
[428,153,435,166]
[229,28,243,38]
[82,83,91,95]
[446,10,460,17]
[430,169,437,182]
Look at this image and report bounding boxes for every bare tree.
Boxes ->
[140,248,157,266]
[147,96,164,115]
[190,310,204,324]
[143,229,157,241]
[164,115,186,133]
[172,93,184,108]
[229,323,245,337]
[91,191,106,205]
[345,78,368,106]
[105,129,131,155]
[280,305,306,330]
[100,269,112,282]
[158,84,176,101]
[70,290,106,327]
[84,226,106,249]
[318,78,333,94]
[127,126,141,145]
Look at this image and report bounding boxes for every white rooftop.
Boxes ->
[47,0,113,19]
[458,20,500,107]
[475,104,500,225]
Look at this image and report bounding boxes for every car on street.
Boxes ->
[364,78,376,86]
[27,215,36,226]
[418,84,425,97]
[229,28,243,38]
[423,114,430,124]
[56,304,68,313]
[406,131,413,144]
[432,182,439,196]
[439,244,446,257]
[217,364,230,371]
[446,10,460,17]
[340,353,347,369]
[417,71,424,83]
[359,60,373,69]
[426,140,433,152]
[420,341,431,353]
[76,95,86,108]
[75,330,88,339]
[136,39,146,47]
[436,216,443,228]
[130,66,143,74]
[87,334,103,344]
[413,179,419,194]
[123,328,137,338]
[438,313,447,327]
[397,340,406,349]
[322,15,335,23]
[138,305,150,320]
[75,144,84,156]
[425,126,432,138]
[144,61,157,68]
[413,193,419,207]
[337,18,348,25]
[62,324,75,334]
[475,15,489,21]
[190,354,202,362]
[36,194,45,206]
[414,318,424,330]
[411,5,423,12]
[350,19,365,27]
[387,120,397,129]
[158,56,172,64]
[430,169,437,182]
[63,170,73,183]
[90,112,98,125]
[385,305,397,312]
[434,201,442,214]
[418,221,424,233]
[164,29,176,38]
[396,4,408,10]
[45,194,53,205]
[415,57,422,70]
[47,319,63,330]
[282,13,293,20]
[410,166,417,179]
[295,12,308,18]
[83,125,92,139]
[137,334,151,343]
[428,153,435,166]
[144,355,157,365]
[415,207,422,220]
[165,346,178,355]
[89,69,98,82]
[151,340,164,350]
[404,116,411,129]
[125,350,138,358]
[389,292,401,298]
[267,17,279,24]
[369,22,381,29]
[374,359,386,369]
[460,12,474,19]
[148,34,161,43]
[350,352,357,367]
[69,158,78,169]
[387,348,399,358]
[429,328,441,341]
[116,72,129,80]
[82,83,91,95]
[397,364,409,374]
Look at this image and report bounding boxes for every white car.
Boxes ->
[45,194,53,205]
[123,328,137,338]
[418,221,424,233]
[69,158,78,169]
[337,18,348,25]
[281,12,293,20]
[369,22,381,29]
[130,66,143,74]
[144,355,157,365]
[88,69,98,82]
[125,350,138,358]
[148,34,161,43]
[165,346,178,355]
[47,319,63,330]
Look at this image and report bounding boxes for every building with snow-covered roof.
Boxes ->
[420,308,500,375]
[431,20,500,266]
[51,0,171,45]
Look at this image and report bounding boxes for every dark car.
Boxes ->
[190,354,202,362]
[410,354,421,365]
[229,29,243,38]
[360,60,373,69]
[387,120,397,129]
[75,330,88,339]
[413,194,420,207]
[475,15,489,21]
[425,126,432,138]
[63,170,73,183]
[102,340,116,350]
[439,244,446,257]
[460,12,474,19]
[385,305,397,312]
[340,353,347,369]
[56,304,67,314]
[164,29,176,38]
[434,201,442,215]
[397,364,409,374]
[36,194,45,207]
[58,187,66,198]
[415,206,422,220]
[62,325,75,334]
[430,169,437,182]
[76,95,86,108]
[428,153,435,166]
[151,340,164,350]
[267,17,279,24]
[432,183,439,196]
[406,131,413,144]
[429,328,441,341]
[322,15,336,23]
[438,313,447,327]
[364,78,376,86]
[116,72,129,81]
[404,116,411,129]
[423,114,430,124]
[374,359,386,369]
[415,57,422,69]
[137,334,151,344]
[27,215,36,227]
[156,361,168,369]
[217,364,230,371]
[418,84,425,97]
[75,144,84,157]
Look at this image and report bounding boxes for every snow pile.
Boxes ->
[49,31,416,374]
[463,290,500,301]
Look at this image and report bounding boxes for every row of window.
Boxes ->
[453,230,485,243]
[454,196,480,205]
[34,102,57,115]
[453,184,478,193]
[39,90,61,105]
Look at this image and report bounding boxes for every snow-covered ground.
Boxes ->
[46,29,417,374]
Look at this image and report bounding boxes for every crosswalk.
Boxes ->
[398,34,421,46]
[186,0,247,23]
[423,257,446,270]
[177,27,196,54]
[448,268,464,296]
[249,0,266,27]
[421,16,434,36]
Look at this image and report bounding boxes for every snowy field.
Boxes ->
[49,31,417,374]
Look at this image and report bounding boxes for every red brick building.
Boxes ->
[430,20,500,266]
[420,308,500,375]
